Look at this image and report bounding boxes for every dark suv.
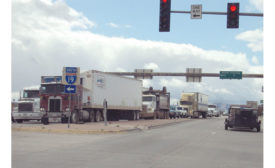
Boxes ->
[224,106,261,132]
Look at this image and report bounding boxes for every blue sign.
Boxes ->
[41,76,62,83]
[66,67,77,73]
[65,75,77,84]
[65,85,76,94]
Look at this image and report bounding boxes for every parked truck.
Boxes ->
[208,104,219,117]
[39,70,142,124]
[12,86,43,123]
[140,87,170,119]
[180,92,208,118]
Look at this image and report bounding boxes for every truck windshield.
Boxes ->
[208,105,216,108]
[40,84,65,94]
[180,101,192,105]
[23,90,39,98]
[177,107,183,110]
[142,97,153,102]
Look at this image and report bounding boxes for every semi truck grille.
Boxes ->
[49,99,61,112]
[18,103,33,112]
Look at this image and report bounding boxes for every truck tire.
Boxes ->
[257,125,261,132]
[95,110,101,122]
[225,124,228,130]
[71,111,79,123]
[136,112,140,120]
[61,116,68,123]
[41,117,49,125]
[89,110,95,122]
[153,112,157,120]
[16,119,23,123]
[134,111,137,120]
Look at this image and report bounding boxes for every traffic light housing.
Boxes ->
[159,0,171,32]
[227,3,239,28]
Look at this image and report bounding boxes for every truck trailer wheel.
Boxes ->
[153,112,157,120]
[95,110,101,122]
[136,112,140,120]
[16,119,23,123]
[71,111,79,123]
[89,110,95,122]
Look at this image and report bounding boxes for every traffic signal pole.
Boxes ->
[170,10,263,17]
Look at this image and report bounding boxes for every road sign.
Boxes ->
[220,71,242,79]
[62,67,80,85]
[134,69,153,79]
[191,4,202,19]
[65,75,77,84]
[186,68,202,82]
[65,85,76,94]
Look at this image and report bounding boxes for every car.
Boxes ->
[224,106,261,132]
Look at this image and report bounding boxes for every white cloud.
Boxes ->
[248,0,263,12]
[107,22,132,29]
[107,22,119,28]
[144,63,160,71]
[236,29,263,52]
[160,78,187,89]
[170,98,179,105]
[252,56,259,64]
[142,79,153,88]
[12,0,263,104]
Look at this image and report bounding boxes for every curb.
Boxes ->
[12,119,191,134]
[12,127,124,134]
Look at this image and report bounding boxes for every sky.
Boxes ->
[11,0,264,105]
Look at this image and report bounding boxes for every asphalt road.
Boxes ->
[12,117,263,168]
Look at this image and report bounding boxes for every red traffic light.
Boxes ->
[230,5,237,12]
[162,0,167,3]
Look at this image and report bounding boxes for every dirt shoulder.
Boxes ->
[12,118,191,134]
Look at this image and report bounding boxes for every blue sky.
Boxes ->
[11,0,263,105]
[66,0,263,64]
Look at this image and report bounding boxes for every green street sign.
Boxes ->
[220,71,242,79]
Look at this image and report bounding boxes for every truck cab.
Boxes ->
[39,76,82,124]
[208,104,217,117]
[176,106,188,118]
[12,86,43,123]
[141,94,157,119]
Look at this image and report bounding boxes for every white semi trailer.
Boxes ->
[40,70,142,124]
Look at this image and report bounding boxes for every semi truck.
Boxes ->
[12,86,43,123]
[180,92,208,118]
[208,104,219,117]
[140,87,170,119]
[39,70,142,124]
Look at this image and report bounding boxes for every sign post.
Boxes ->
[62,67,80,128]
[103,99,108,126]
